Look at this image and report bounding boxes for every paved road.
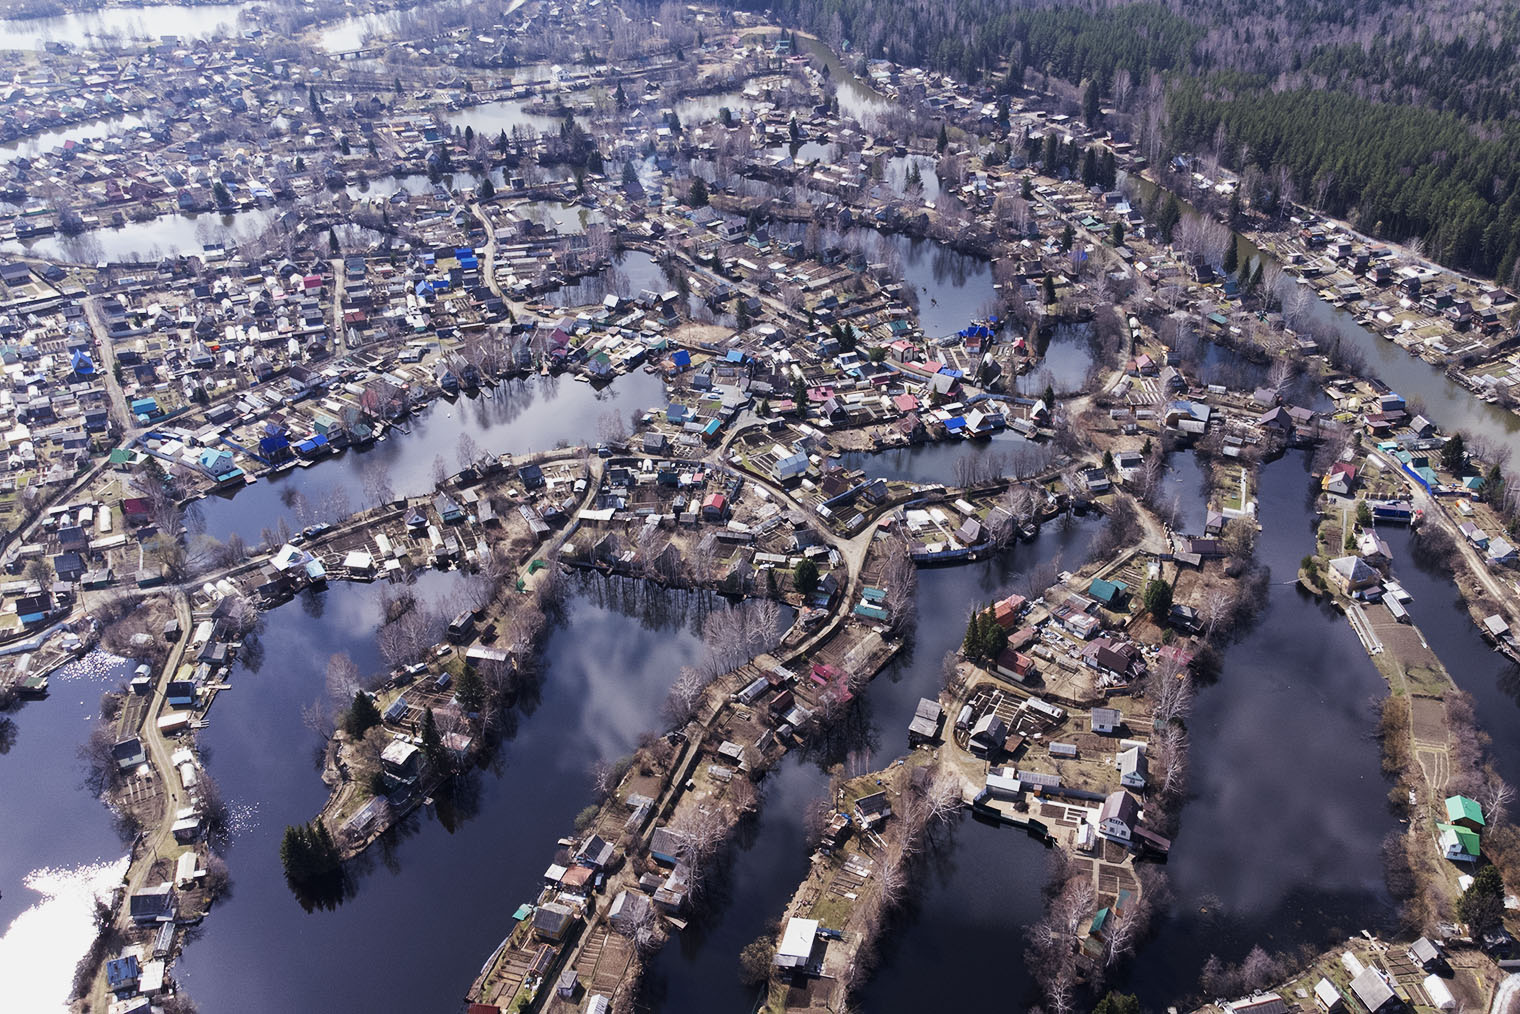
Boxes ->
[330,257,347,351]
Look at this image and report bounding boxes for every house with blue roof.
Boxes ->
[106,954,140,994]
[294,433,330,458]
[197,448,244,487]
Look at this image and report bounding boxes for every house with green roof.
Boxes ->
[1087,578,1128,608]
[108,447,142,470]
[1444,794,1485,833]
[1436,823,1480,863]
[1082,906,1112,958]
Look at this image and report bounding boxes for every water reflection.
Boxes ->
[1125,451,1397,1003]
[518,199,603,235]
[2,112,146,159]
[853,814,1048,1011]
[646,508,1098,1010]
[0,653,135,1012]
[1382,525,1520,787]
[0,858,131,1012]
[839,431,1037,487]
[1043,322,1098,393]
[175,572,778,1012]
[551,249,671,307]
[0,3,249,50]
[196,370,667,543]
[442,98,560,139]
[1129,174,1520,456]
[2,208,276,263]
[885,154,941,202]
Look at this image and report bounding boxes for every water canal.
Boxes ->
[1127,173,1520,459]
[1381,526,1520,790]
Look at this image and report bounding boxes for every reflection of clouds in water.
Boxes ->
[545,597,706,763]
[318,584,392,638]
[542,581,794,761]
[1175,599,1389,913]
[0,857,130,1013]
[197,372,665,543]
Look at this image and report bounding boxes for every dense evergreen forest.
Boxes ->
[714,0,1520,281]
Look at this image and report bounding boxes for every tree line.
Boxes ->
[705,0,1520,282]
[1165,77,1520,281]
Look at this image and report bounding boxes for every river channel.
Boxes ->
[1380,525,1520,790]
[1125,450,1398,1001]
[644,511,1099,1013]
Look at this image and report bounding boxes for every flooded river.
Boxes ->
[0,654,134,1013]
[196,370,668,544]
[1125,451,1397,1001]
[644,512,1098,1012]
[176,571,780,1012]
[1130,174,1520,459]
[0,2,250,50]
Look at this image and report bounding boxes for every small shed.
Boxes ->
[775,917,819,970]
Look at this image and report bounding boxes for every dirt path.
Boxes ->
[86,590,192,1012]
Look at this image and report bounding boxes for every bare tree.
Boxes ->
[878,539,918,633]
[1483,780,1515,826]
[456,432,482,471]
[362,462,396,506]
[1283,284,1313,329]
[664,665,709,726]
[431,453,449,488]
[1260,262,1285,310]
[1149,664,1193,727]
[301,696,335,739]
[1024,553,1061,602]
[1200,586,1237,640]
[1152,723,1189,802]
[326,652,363,708]
[1267,356,1297,398]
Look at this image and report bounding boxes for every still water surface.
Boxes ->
[0,655,134,1013]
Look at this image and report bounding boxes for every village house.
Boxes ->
[1090,707,1122,735]
[1097,790,1139,844]
[1327,555,1381,596]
